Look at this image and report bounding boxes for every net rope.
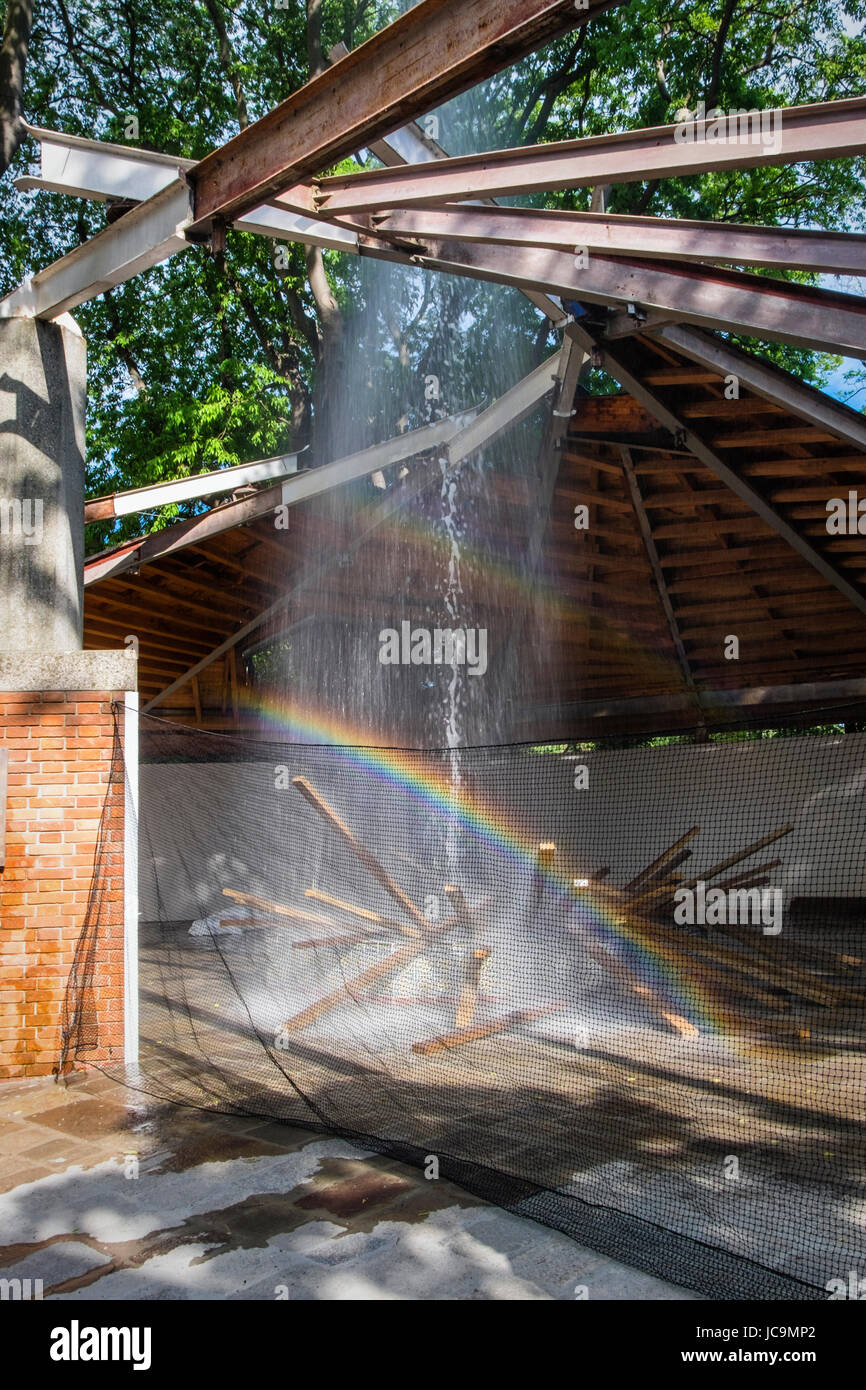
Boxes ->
[75,712,866,1300]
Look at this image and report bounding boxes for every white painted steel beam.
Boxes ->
[19,123,195,200]
[444,351,561,464]
[87,349,563,586]
[133,353,561,707]
[85,451,302,523]
[0,182,192,319]
[17,125,358,252]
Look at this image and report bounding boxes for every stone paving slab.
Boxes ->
[0,1071,700,1301]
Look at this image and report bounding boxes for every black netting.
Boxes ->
[89,713,866,1300]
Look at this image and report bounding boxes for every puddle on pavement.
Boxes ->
[0,1138,483,1296]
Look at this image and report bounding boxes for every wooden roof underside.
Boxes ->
[84,331,866,742]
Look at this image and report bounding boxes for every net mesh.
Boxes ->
[81,712,866,1300]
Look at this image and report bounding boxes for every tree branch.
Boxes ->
[705,0,739,109]
[202,0,249,130]
[104,289,147,394]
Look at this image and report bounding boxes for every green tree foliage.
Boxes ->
[0,0,864,552]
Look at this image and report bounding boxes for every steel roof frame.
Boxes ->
[3,0,866,638]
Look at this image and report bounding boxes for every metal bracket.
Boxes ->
[605,306,681,339]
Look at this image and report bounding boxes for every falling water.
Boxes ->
[255,0,557,763]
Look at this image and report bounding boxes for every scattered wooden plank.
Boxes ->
[218,915,282,929]
[625,827,700,892]
[713,860,783,892]
[293,776,431,931]
[456,948,491,1029]
[281,940,428,1032]
[305,887,423,940]
[632,869,690,908]
[633,848,693,893]
[411,1004,564,1057]
[222,888,338,929]
[682,824,794,888]
[292,931,389,949]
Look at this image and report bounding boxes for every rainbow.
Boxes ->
[231,687,725,1036]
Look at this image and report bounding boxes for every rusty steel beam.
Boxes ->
[188,0,627,230]
[359,236,866,358]
[311,95,866,214]
[357,203,866,277]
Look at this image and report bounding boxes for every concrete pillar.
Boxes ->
[0,316,86,653]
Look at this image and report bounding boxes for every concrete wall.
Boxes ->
[0,318,86,654]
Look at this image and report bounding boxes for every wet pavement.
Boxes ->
[0,1071,699,1300]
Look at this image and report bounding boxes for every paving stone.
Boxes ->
[0,1074,699,1300]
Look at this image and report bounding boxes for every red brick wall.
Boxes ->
[0,690,126,1079]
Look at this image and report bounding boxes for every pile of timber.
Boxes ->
[567,824,866,1046]
[221,781,866,1055]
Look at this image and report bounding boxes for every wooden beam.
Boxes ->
[280,940,427,1033]
[517,676,866,725]
[653,324,866,455]
[619,446,701,708]
[292,777,431,932]
[411,1004,564,1056]
[681,825,794,889]
[625,827,700,892]
[304,888,415,940]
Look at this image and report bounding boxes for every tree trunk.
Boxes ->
[0,0,33,176]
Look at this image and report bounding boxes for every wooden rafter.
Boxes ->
[618,445,700,705]
[570,322,866,622]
